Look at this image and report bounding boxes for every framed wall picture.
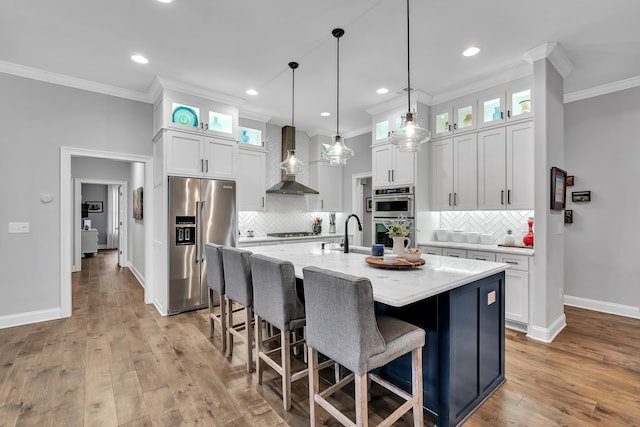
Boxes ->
[365,197,372,212]
[564,209,573,224]
[86,201,103,213]
[550,167,567,210]
[566,175,574,186]
[572,191,591,202]
[133,187,143,220]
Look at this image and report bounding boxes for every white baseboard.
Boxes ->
[0,308,63,330]
[128,263,145,289]
[153,301,167,316]
[526,312,566,343]
[564,295,640,319]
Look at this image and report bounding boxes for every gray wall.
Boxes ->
[82,184,108,245]
[564,86,640,307]
[0,73,152,319]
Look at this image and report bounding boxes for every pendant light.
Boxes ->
[389,0,431,152]
[322,28,354,166]
[280,61,304,175]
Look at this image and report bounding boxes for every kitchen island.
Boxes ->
[246,242,509,426]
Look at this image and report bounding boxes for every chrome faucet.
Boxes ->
[344,214,363,253]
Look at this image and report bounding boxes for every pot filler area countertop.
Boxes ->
[243,241,509,426]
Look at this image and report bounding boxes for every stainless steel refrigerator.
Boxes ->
[168,176,236,314]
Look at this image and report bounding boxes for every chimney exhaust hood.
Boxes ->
[265,125,319,195]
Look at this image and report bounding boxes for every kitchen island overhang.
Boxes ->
[245,242,509,426]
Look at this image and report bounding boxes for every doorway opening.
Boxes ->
[60,147,154,318]
[351,172,372,247]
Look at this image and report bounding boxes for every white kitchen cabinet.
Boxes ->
[477,122,533,210]
[309,160,343,212]
[430,134,477,211]
[478,79,532,129]
[467,250,496,261]
[419,245,443,256]
[165,130,238,180]
[442,248,467,258]
[372,143,415,188]
[497,253,530,325]
[431,97,477,138]
[154,90,239,139]
[237,147,266,211]
[373,108,405,143]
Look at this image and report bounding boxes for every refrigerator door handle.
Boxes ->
[195,201,202,262]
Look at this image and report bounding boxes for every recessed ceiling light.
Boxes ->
[157,0,172,3]
[246,89,258,96]
[131,54,149,64]
[320,112,331,117]
[376,87,389,94]
[463,46,480,57]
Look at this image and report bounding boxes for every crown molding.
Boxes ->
[343,125,371,139]
[306,128,334,138]
[523,42,574,78]
[564,74,640,103]
[239,110,273,123]
[0,60,151,103]
[431,61,532,105]
[365,90,432,116]
[154,76,246,107]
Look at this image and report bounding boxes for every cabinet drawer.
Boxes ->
[467,250,496,262]
[419,245,443,256]
[443,248,467,258]
[496,253,529,271]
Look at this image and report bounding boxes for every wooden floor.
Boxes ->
[1,250,639,426]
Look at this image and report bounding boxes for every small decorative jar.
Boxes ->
[503,229,515,245]
[523,217,534,246]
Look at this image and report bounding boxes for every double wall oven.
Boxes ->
[372,186,415,248]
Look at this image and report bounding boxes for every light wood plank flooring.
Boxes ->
[0,250,639,426]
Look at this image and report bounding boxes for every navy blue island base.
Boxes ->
[376,272,506,427]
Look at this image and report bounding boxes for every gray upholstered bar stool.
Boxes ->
[303,266,425,427]
[205,243,227,353]
[222,246,254,373]
[250,254,308,411]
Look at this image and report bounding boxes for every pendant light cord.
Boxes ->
[336,33,340,135]
[291,66,295,127]
[406,0,411,113]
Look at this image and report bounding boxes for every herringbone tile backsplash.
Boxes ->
[440,210,534,244]
[238,127,343,236]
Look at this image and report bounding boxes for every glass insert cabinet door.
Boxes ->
[509,89,531,119]
[375,119,389,141]
[434,110,451,137]
[208,111,233,134]
[171,102,201,128]
[481,96,504,128]
[455,103,475,131]
[238,127,262,146]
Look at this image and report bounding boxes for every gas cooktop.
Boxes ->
[267,232,316,238]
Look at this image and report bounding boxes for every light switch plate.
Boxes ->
[8,222,29,233]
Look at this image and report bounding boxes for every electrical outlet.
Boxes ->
[8,222,29,233]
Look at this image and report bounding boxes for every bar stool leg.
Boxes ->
[412,348,423,426]
[308,347,320,427]
[245,306,254,373]
[282,330,292,411]
[226,298,234,357]
[219,293,227,354]
[355,373,369,427]
[255,315,263,384]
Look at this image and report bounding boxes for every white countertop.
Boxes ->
[418,240,534,256]
[244,242,509,308]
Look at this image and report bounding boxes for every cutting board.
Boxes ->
[365,256,425,269]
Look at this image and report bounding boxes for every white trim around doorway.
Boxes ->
[351,172,372,247]
[60,147,154,318]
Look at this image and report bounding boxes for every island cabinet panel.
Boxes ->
[376,272,505,427]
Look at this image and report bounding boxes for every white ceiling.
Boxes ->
[2,0,640,136]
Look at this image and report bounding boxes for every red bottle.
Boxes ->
[523,218,534,246]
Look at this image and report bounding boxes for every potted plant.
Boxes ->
[387,216,412,254]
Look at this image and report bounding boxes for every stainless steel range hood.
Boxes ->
[266,125,319,195]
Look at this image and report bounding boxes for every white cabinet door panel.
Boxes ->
[478,127,506,210]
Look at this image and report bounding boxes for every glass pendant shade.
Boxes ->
[280,149,304,175]
[322,135,354,166]
[390,112,431,152]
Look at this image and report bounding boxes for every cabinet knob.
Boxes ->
[507,189,511,204]
[448,193,452,206]
[453,123,457,130]
[507,110,511,118]
[501,190,504,205]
